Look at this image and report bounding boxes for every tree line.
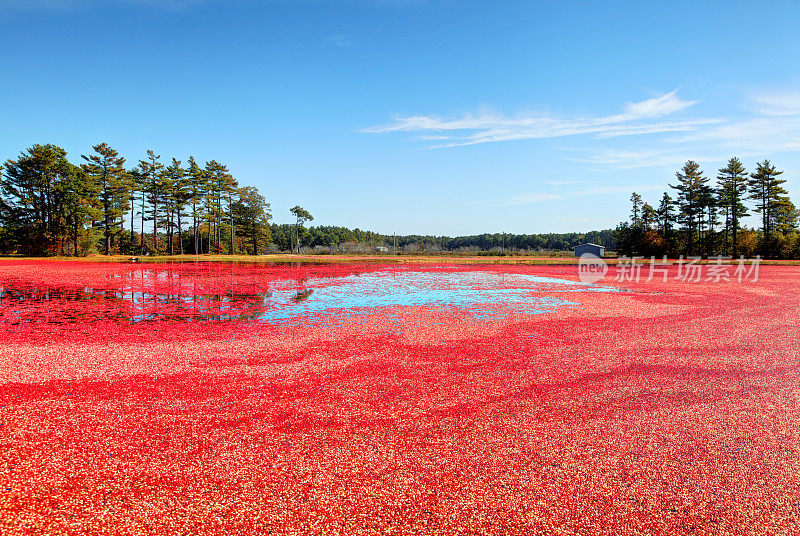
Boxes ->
[615,158,798,258]
[266,227,615,254]
[0,142,617,256]
[0,143,273,255]
[384,230,614,253]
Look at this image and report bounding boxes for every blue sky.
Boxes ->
[2,0,800,235]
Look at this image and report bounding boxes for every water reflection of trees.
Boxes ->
[0,285,131,324]
[0,275,282,325]
[0,285,278,324]
[0,262,382,326]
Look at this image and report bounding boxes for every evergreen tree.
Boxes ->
[0,143,282,257]
[233,186,272,254]
[173,159,191,255]
[270,223,291,251]
[81,143,128,255]
[289,205,314,253]
[185,156,208,254]
[749,160,788,255]
[138,150,164,254]
[775,198,799,234]
[630,192,643,225]
[162,158,187,255]
[63,166,101,256]
[126,167,144,253]
[0,144,83,254]
[641,202,657,229]
[657,192,675,237]
[698,182,718,253]
[716,157,749,256]
[669,160,708,254]
[204,160,237,253]
[227,185,239,254]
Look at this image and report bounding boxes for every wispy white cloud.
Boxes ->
[365,90,714,148]
[470,183,664,207]
[370,87,800,173]
[593,119,720,139]
[669,116,800,155]
[680,91,800,156]
[752,92,800,116]
[575,147,736,169]
[621,91,695,118]
[567,89,800,169]
[575,149,695,169]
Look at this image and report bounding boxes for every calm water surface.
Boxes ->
[0,264,615,326]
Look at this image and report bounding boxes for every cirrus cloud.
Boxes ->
[365,90,717,148]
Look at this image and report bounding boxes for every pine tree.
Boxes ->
[749,160,788,255]
[0,142,281,257]
[630,192,643,225]
[126,167,144,253]
[775,198,798,234]
[0,144,84,254]
[137,151,164,254]
[290,205,314,253]
[204,160,236,253]
[185,156,207,254]
[698,182,718,253]
[165,159,189,255]
[716,157,749,256]
[657,192,675,237]
[669,160,708,254]
[226,177,240,255]
[63,166,101,256]
[641,202,657,229]
[233,186,272,254]
[159,161,178,255]
[81,143,128,255]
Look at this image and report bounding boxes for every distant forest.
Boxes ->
[0,142,613,256]
[615,158,799,259]
[275,227,614,255]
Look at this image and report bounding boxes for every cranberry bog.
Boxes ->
[1,259,798,535]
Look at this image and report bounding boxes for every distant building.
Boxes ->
[573,243,605,258]
[375,246,389,253]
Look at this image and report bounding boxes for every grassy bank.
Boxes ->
[1,253,793,265]
[0,253,583,265]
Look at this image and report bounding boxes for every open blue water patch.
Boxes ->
[257,270,614,324]
[0,269,616,327]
